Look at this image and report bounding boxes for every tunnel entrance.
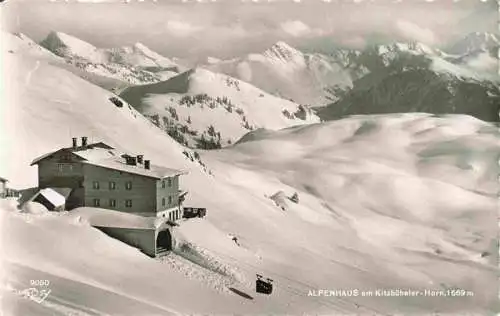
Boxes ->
[156,230,172,255]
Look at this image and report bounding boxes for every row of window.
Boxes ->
[92,197,175,208]
[93,181,132,190]
[162,196,173,206]
[161,178,173,188]
[93,198,133,208]
[92,180,173,190]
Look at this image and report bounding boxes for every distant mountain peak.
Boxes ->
[272,41,296,51]
[132,42,149,51]
[263,41,303,61]
[376,41,437,56]
[40,31,104,63]
[448,32,499,55]
[131,42,160,58]
[41,31,96,51]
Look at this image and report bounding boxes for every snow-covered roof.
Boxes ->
[30,142,187,180]
[71,207,166,230]
[0,177,8,183]
[37,188,67,207]
[30,142,114,165]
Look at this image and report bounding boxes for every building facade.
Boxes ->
[0,177,7,198]
[31,137,187,221]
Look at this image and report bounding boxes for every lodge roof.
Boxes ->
[30,142,187,180]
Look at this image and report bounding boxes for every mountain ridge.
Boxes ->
[119,66,319,148]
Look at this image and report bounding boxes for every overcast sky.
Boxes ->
[1,0,497,61]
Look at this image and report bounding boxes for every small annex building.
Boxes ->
[30,188,71,211]
[72,208,175,257]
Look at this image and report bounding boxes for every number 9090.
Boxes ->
[30,279,50,287]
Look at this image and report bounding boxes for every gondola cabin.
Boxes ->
[256,274,273,295]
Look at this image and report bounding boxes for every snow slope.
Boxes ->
[119,67,319,147]
[1,32,62,62]
[2,39,499,315]
[0,199,277,316]
[200,113,498,313]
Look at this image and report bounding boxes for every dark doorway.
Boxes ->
[156,230,172,254]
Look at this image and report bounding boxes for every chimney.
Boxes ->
[126,156,137,166]
[137,155,144,164]
[81,136,88,147]
[72,137,77,149]
[144,160,150,170]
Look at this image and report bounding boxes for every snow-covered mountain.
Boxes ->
[317,49,500,122]
[204,41,445,106]
[206,38,498,107]
[119,67,319,148]
[107,42,179,69]
[3,34,499,315]
[39,31,183,87]
[444,32,499,74]
[447,32,499,56]
[40,31,108,64]
[204,41,361,106]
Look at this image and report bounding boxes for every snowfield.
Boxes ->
[1,32,499,315]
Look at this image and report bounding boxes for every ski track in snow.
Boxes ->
[158,244,251,295]
[159,253,236,294]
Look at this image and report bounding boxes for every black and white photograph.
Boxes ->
[0,0,499,314]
